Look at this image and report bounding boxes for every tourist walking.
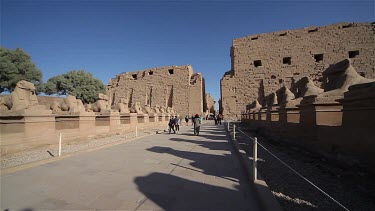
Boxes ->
[217,114,222,125]
[174,115,180,132]
[193,114,201,136]
[185,115,189,126]
[168,117,176,134]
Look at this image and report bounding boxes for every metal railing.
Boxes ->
[225,121,350,211]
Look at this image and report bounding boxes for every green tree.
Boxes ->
[44,70,106,103]
[0,47,43,93]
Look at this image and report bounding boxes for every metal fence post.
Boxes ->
[59,132,62,157]
[253,137,258,181]
[233,124,236,140]
[136,125,138,137]
[227,121,230,131]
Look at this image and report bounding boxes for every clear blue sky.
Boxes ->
[1,0,374,106]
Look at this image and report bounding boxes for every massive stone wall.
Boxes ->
[107,65,206,117]
[221,22,375,119]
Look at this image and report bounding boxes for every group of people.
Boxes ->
[168,114,202,135]
[169,113,223,136]
[168,115,180,134]
[214,114,223,125]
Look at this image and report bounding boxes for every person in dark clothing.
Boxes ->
[168,117,175,134]
[217,114,222,125]
[174,116,180,132]
[193,114,201,136]
[185,115,189,126]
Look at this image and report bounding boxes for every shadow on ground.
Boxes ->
[134,122,258,210]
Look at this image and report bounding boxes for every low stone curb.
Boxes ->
[225,125,282,211]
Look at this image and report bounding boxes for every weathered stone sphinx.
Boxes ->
[153,104,161,114]
[299,78,324,98]
[91,93,111,112]
[50,96,86,113]
[264,93,278,108]
[143,104,153,114]
[111,98,130,113]
[84,103,93,112]
[278,86,296,105]
[166,107,175,115]
[297,59,375,127]
[130,102,143,114]
[314,59,374,100]
[160,105,167,113]
[2,80,50,114]
[249,100,262,113]
[0,97,10,111]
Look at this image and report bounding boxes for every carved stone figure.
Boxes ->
[50,101,62,112]
[302,78,324,97]
[249,100,262,113]
[118,98,130,113]
[143,104,152,114]
[76,99,86,112]
[153,104,161,114]
[0,97,10,111]
[319,59,374,97]
[85,103,93,112]
[160,105,167,113]
[266,93,278,108]
[8,80,46,111]
[64,96,80,112]
[92,93,110,112]
[130,102,143,114]
[277,86,296,105]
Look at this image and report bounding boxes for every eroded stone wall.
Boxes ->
[221,22,375,119]
[108,65,206,117]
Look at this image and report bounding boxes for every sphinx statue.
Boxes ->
[3,80,47,112]
[160,105,167,113]
[143,104,152,114]
[117,98,130,113]
[280,77,324,107]
[76,99,86,112]
[153,104,161,114]
[301,78,324,97]
[249,100,262,113]
[50,96,87,113]
[0,97,10,111]
[166,107,173,114]
[9,80,37,110]
[130,102,143,114]
[277,86,296,106]
[84,103,93,112]
[266,93,278,108]
[91,93,110,112]
[319,59,374,98]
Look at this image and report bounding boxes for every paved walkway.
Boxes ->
[1,121,261,210]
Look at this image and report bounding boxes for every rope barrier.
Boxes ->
[233,125,350,211]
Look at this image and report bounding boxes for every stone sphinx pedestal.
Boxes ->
[137,114,149,129]
[0,109,56,155]
[94,111,121,133]
[266,106,279,122]
[298,96,343,127]
[54,111,96,132]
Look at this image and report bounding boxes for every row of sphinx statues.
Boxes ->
[0,80,176,115]
[245,59,374,113]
